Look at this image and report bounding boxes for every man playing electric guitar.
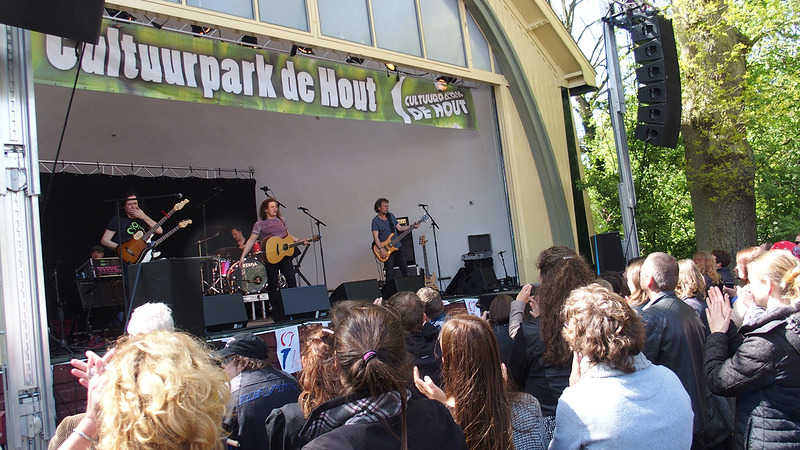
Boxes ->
[371,197,419,282]
[239,197,308,321]
[101,191,162,252]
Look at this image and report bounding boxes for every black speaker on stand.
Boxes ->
[381,275,425,298]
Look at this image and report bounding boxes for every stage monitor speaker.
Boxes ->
[478,290,521,313]
[445,267,469,295]
[591,232,626,275]
[381,275,425,298]
[76,278,124,309]
[203,293,247,332]
[279,285,331,317]
[0,0,104,44]
[330,279,382,303]
[127,258,205,337]
[446,267,498,296]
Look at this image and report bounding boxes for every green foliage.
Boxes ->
[578,97,696,258]
[735,0,800,242]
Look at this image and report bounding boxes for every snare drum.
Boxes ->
[228,258,268,293]
[251,240,262,255]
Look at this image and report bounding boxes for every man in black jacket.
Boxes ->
[640,252,710,449]
[385,291,442,387]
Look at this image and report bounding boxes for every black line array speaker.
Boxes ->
[381,275,425,298]
[126,258,206,337]
[330,279,382,303]
[628,13,682,148]
[203,293,248,332]
[591,232,626,274]
[0,0,105,44]
[279,285,331,317]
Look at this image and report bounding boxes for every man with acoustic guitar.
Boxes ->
[372,198,419,283]
[239,198,308,321]
[100,191,163,252]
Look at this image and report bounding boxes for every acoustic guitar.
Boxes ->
[116,199,189,264]
[372,214,430,262]
[419,234,438,289]
[263,235,320,264]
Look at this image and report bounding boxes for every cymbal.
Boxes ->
[215,247,243,259]
[207,225,230,233]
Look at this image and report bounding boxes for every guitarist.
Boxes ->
[100,191,162,252]
[371,198,418,282]
[239,198,307,321]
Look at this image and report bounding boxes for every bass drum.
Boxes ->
[228,258,268,294]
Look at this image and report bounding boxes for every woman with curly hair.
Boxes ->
[265,325,340,449]
[299,302,466,449]
[550,284,693,449]
[705,250,800,448]
[508,245,596,428]
[694,251,723,290]
[58,331,230,450]
[415,314,547,450]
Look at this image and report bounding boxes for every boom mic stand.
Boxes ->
[298,207,327,288]
[419,204,443,290]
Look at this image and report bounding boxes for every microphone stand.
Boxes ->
[419,204,443,290]
[498,251,512,287]
[298,208,328,288]
[259,186,287,209]
[196,188,221,257]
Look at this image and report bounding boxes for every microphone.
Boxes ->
[259,186,270,193]
[173,193,183,199]
[418,203,428,207]
[498,250,506,255]
[298,206,309,212]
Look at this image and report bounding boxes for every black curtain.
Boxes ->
[39,173,256,325]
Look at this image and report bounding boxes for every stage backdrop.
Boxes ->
[39,172,256,322]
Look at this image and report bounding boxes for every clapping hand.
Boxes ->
[706,286,732,334]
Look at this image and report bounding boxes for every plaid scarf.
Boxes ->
[301,390,411,440]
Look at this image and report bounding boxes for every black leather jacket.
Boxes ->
[641,291,709,439]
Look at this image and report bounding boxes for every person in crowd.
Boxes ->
[415,313,547,450]
[125,302,174,335]
[695,251,723,291]
[677,259,709,329]
[640,252,710,448]
[508,246,596,429]
[217,333,299,450]
[265,326,340,450]
[57,331,229,450]
[623,257,647,311]
[89,245,104,260]
[416,287,446,329]
[599,270,630,297]
[730,246,765,326]
[100,190,162,251]
[239,198,307,321]
[550,284,694,449]
[384,291,441,386]
[486,293,514,364]
[712,249,736,289]
[705,249,800,448]
[371,198,418,281]
[298,302,467,449]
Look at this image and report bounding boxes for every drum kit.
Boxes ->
[204,240,285,295]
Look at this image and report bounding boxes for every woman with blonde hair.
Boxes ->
[705,250,800,448]
[415,313,546,449]
[623,257,647,309]
[694,251,722,290]
[58,331,230,450]
[677,259,708,328]
[550,284,693,449]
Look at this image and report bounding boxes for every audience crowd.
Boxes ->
[55,241,800,449]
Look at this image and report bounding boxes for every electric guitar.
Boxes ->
[263,235,320,264]
[141,220,192,263]
[372,214,430,262]
[116,199,189,264]
[419,234,438,289]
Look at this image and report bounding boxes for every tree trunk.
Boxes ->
[672,0,757,256]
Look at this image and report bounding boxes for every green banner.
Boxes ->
[31,21,477,130]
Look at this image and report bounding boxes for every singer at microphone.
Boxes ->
[100,189,163,251]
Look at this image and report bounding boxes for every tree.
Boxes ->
[671,0,756,257]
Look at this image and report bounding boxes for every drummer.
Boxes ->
[239,198,308,321]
